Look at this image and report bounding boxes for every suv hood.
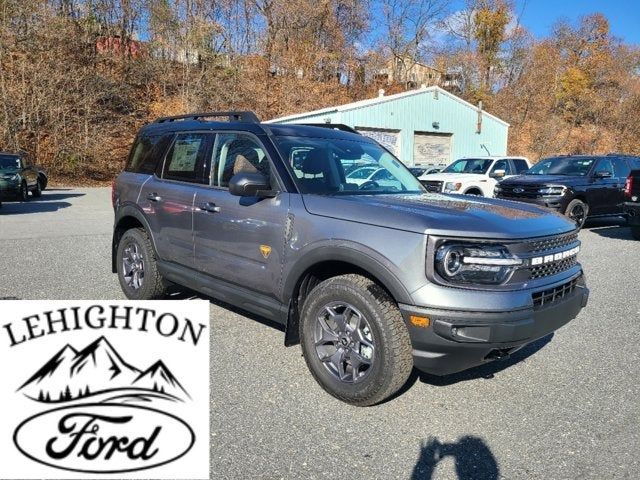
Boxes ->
[501,174,587,186]
[0,167,18,175]
[419,172,485,182]
[302,193,575,239]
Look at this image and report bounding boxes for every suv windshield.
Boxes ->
[442,158,493,174]
[275,136,424,195]
[0,155,20,169]
[527,157,595,176]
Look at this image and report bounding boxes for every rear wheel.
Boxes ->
[116,228,168,299]
[32,179,42,198]
[299,274,413,406]
[19,181,29,202]
[565,199,589,229]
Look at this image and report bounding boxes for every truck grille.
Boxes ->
[529,256,578,279]
[422,180,443,193]
[532,277,579,308]
[528,232,579,254]
[498,184,541,199]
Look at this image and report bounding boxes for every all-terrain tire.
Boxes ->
[19,181,29,202]
[32,179,42,198]
[299,274,413,406]
[116,228,168,299]
[565,199,589,229]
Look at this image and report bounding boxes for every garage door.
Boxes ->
[413,132,452,165]
[356,127,401,157]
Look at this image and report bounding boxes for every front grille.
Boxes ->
[422,180,443,193]
[499,184,541,199]
[532,277,580,308]
[529,256,578,279]
[528,232,579,254]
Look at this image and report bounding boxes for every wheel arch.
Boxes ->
[463,186,484,196]
[112,205,157,273]
[282,246,412,346]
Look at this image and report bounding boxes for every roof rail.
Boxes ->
[154,111,260,124]
[606,152,639,157]
[299,123,361,134]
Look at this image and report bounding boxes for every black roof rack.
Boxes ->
[299,123,361,135]
[606,152,640,157]
[154,111,260,124]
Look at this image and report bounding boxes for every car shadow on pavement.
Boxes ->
[386,333,554,402]
[0,201,73,215]
[411,436,499,480]
[586,224,634,241]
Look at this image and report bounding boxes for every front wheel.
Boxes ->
[299,274,413,406]
[565,199,589,229]
[19,181,29,202]
[116,228,168,299]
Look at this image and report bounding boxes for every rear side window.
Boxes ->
[512,159,529,174]
[612,158,631,178]
[162,133,210,183]
[126,134,170,174]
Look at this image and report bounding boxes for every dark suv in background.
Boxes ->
[495,154,640,228]
[112,111,588,405]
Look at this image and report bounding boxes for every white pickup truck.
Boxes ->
[418,156,531,197]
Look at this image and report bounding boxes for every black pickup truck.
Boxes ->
[624,170,640,240]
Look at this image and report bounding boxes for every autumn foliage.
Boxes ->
[0,1,638,184]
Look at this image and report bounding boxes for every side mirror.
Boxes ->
[491,169,506,178]
[229,172,274,197]
[594,170,612,179]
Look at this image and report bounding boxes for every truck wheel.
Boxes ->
[632,226,640,240]
[32,179,42,198]
[565,199,588,228]
[116,228,168,299]
[19,181,29,202]
[299,274,413,406]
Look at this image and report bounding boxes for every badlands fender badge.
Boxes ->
[0,300,210,480]
[260,245,272,259]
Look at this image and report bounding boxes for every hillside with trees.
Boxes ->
[0,0,638,183]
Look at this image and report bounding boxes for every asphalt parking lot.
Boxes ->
[1,188,638,479]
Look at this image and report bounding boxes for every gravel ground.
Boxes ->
[0,188,638,479]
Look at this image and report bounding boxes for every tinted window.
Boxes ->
[211,133,270,188]
[162,133,210,183]
[512,159,529,174]
[527,157,595,176]
[126,134,171,174]
[630,158,640,170]
[443,158,493,174]
[595,158,615,177]
[0,155,20,169]
[612,158,631,178]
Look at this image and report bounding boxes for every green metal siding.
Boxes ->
[270,88,508,166]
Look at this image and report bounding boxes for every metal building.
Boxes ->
[266,86,509,167]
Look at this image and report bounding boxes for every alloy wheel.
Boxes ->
[569,204,586,226]
[313,302,375,383]
[122,241,145,290]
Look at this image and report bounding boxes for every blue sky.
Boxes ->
[514,0,640,44]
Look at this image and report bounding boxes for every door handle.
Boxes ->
[147,192,162,202]
[198,202,221,213]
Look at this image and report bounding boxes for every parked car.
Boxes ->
[624,169,640,240]
[0,152,48,202]
[418,156,531,196]
[112,111,588,406]
[409,166,443,178]
[346,165,402,189]
[495,154,640,228]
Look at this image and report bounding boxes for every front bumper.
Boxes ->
[624,202,640,226]
[399,273,588,375]
[0,179,20,198]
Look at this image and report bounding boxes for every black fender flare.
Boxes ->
[111,204,158,273]
[282,244,413,306]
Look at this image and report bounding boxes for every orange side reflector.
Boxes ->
[409,315,431,328]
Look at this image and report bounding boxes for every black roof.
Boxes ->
[138,111,372,143]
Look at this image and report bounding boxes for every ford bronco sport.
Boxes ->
[112,111,589,406]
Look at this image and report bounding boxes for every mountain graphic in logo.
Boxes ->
[18,336,189,404]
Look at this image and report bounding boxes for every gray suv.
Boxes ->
[112,111,589,406]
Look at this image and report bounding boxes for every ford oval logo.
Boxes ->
[13,403,194,474]
[513,187,525,194]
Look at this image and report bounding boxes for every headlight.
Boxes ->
[494,185,503,195]
[444,182,462,192]
[2,174,18,181]
[539,186,566,195]
[434,243,522,285]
